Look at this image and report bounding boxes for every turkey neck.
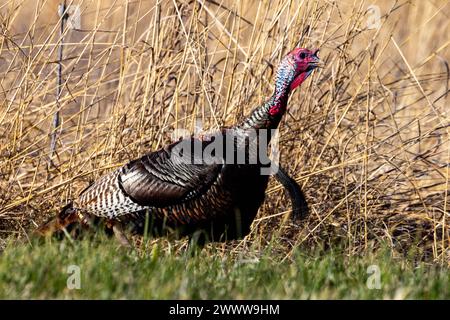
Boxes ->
[238,86,290,132]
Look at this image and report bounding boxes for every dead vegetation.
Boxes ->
[0,0,448,263]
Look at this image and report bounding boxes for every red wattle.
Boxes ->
[290,69,313,90]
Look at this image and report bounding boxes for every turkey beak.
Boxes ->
[309,49,324,69]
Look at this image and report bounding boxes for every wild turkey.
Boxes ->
[37,48,321,245]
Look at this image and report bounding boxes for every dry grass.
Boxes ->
[0,0,449,263]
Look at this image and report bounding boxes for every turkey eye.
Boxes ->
[299,52,306,59]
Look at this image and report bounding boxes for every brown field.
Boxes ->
[0,0,449,263]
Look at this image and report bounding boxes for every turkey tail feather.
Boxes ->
[35,202,79,237]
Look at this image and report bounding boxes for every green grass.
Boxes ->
[0,236,448,299]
